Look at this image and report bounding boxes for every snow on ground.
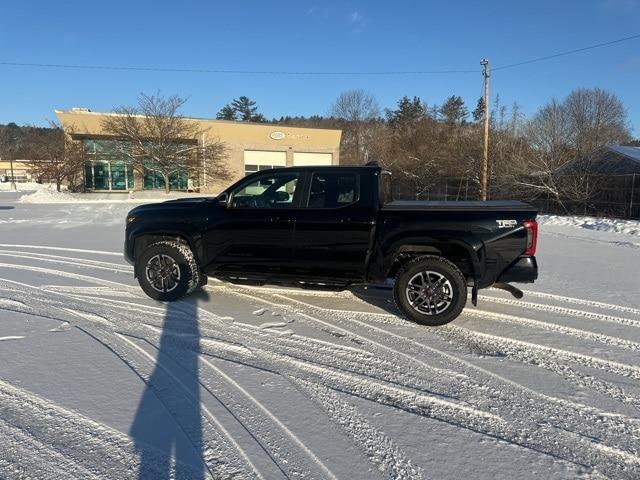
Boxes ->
[539,214,640,237]
[1,198,639,479]
[17,187,212,204]
[0,181,54,192]
[18,187,81,203]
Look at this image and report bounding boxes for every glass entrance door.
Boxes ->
[93,163,109,190]
[110,162,127,190]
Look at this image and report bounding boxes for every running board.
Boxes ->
[492,282,524,299]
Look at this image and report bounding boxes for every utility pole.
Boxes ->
[9,155,17,190]
[480,58,490,201]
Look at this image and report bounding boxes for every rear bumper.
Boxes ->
[497,256,538,284]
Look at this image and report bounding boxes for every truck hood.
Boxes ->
[127,196,217,216]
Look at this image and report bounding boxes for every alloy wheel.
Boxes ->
[145,254,181,293]
[405,270,453,315]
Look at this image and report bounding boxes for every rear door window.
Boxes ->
[307,172,359,208]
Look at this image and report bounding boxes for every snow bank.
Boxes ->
[18,188,216,204]
[538,214,640,237]
[0,182,53,192]
[19,188,79,203]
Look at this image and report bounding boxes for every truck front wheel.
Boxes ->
[394,256,467,326]
[135,240,201,301]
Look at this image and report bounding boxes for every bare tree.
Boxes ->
[331,89,380,164]
[25,123,84,191]
[102,93,230,193]
[517,88,631,211]
[564,87,631,156]
[517,100,574,208]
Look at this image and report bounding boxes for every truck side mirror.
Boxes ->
[217,192,229,207]
[275,190,289,202]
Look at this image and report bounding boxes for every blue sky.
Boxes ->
[1,0,639,134]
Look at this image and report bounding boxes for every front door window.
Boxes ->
[230,173,300,209]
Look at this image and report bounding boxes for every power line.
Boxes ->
[0,61,477,76]
[0,33,638,76]
[493,33,640,71]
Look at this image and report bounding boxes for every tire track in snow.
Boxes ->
[73,321,261,479]
[508,290,640,317]
[0,378,202,479]
[290,377,426,480]
[0,262,141,293]
[281,288,640,418]
[466,308,640,352]
[0,243,122,256]
[0,418,101,480]
[5,262,640,476]
[440,325,640,410]
[136,325,342,480]
[260,286,640,399]
[0,279,262,479]
[0,250,132,274]
[230,285,640,477]
[108,330,264,480]
[0,276,486,478]
[478,295,640,328]
[0,279,374,479]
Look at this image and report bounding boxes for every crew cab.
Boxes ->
[124,164,538,325]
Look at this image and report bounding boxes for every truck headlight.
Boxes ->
[126,216,136,225]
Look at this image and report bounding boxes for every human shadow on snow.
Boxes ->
[130,290,209,480]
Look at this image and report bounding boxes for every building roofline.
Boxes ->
[54,109,343,133]
[606,144,640,164]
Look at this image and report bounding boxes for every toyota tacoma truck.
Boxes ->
[124,164,538,326]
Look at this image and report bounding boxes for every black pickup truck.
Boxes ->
[124,164,538,325]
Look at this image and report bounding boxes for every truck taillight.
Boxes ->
[522,220,538,256]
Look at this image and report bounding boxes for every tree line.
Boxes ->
[216,88,635,207]
[1,87,637,201]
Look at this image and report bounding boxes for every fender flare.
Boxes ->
[127,224,204,267]
[379,235,485,281]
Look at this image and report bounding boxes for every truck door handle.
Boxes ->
[269,216,291,223]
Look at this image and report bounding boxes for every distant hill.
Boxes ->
[0,123,55,159]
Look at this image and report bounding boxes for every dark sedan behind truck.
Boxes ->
[125,164,538,325]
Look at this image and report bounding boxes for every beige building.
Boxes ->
[56,108,342,193]
[0,159,33,182]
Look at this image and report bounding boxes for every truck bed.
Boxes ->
[382,200,536,212]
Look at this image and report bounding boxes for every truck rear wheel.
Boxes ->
[135,240,201,301]
[393,256,467,326]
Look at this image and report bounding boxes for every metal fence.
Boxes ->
[392,174,640,219]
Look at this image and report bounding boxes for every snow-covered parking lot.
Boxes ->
[1,190,640,479]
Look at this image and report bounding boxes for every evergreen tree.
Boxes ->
[472,97,485,122]
[232,96,259,122]
[216,104,236,121]
[385,96,428,128]
[251,113,267,123]
[439,95,468,124]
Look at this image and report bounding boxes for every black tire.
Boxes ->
[135,240,201,301]
[393,255,467,326]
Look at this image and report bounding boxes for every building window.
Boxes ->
[244,164,281,176]
[243,150,287,176]
[83,140,134,191]
[83,139,192,191]
[143,168,188,190]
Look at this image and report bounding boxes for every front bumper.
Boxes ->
[496,256,538,284]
